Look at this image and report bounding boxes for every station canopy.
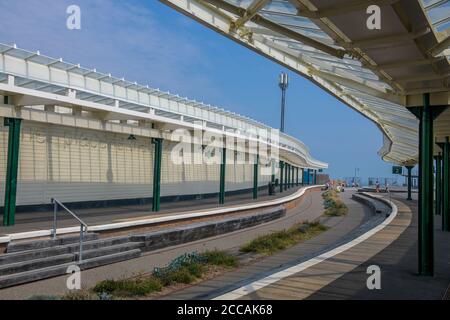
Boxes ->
[162,0,450,165]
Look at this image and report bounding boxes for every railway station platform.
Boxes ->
[126,190,448,301]
[210,193,450,300]
[0,186,302,237]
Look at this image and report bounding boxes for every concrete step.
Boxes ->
[0,236,130,266]
[0,249,142,289]
[6,233,100,253]
[74,242,142,261]
[0,242,141,276]
[0,254,75,276]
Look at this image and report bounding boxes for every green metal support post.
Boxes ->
[219,148,226,205]
[3,118,22,226]
[151,138,163,212]
[406,166,414,201]
[271,160,275,184]
[292,166,295,187]
[435,155,442,216]
[443,137,450,231]
[418,93,434,276]
[280,161,284,193]
[253,154,259,200]
[287,165,290,188]
[314,170,317,185]
[301,168,304,186]
[290,164,293,188]
[285,163,288,191]
[296,167,299,186]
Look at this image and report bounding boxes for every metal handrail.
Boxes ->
[51,198,88,263]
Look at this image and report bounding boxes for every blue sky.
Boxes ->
[0,0,400,182]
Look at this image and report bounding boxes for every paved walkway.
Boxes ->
[0,187,302,235]
[221,193,449,300]
[306,193,450,300]
[163,190,379,300]
[0,187,324,299]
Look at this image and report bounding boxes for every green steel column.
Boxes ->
[271,160,275,184]
[290,165,293,188]
[3,118,22,226]
[435,155,442,216]
[301,168,304,186]
[151,138,163,212]
[219,148,226,205]
[285,163,288,191]
[287,164,290,189]
[296,167,299,187]
[314,170,317,185]
[280,161,284,193]
[443,137,450,231]
[253,154,259,200]
[306,169,310,185]
[418,93,434,276]
[291,166,294,187]
[406,166,414,201]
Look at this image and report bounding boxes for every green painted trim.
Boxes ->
[406,166,414,201]
[291,166,295,187]
[418,93,434,276]
[284,163,288,191]
[3,118,22,226]
[443,138,450,231]
[151,138,163,212]
[219,148,226,204]
[271,160,275,184]
[435,156,442,216]
[253,154,259,199]
[279,161,284,193]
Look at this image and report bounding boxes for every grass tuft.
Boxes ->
[201,250,238,268]
[90,250,238,299]
[240,222,328,255]
[322,190,348,217]
[92,276,163,297]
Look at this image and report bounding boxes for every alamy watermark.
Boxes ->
[366,5,381,30]
[169,123,280,176]
[66,265,81,290]
[366,265,381,290]
[66,5,81,30]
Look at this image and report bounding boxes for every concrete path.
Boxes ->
[0,188,325,299]
[220,193,449,300]
[305,194,450,300]
[161,190,375,300]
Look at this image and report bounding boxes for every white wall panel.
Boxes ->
[0,120,273,207]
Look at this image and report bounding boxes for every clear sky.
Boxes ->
[0,0,400,182]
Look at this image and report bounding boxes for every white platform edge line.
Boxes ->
[213,195,398,300]
[0,186,321,244]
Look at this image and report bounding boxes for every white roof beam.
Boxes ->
[429,36,450,57]
[289,0,400,19]
[338,28,431,49]
[233,0,270,28]
[425,0,449,10]
[311,69,402,104]
[394,72,450,83]
[200,0,346,58]
[364,57,445,70]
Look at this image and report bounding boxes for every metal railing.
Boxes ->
[51,198,88,263]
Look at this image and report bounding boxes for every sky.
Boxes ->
[0,0,400,182]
